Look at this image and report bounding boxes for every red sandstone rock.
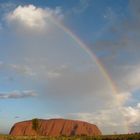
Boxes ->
[10,118,102,136]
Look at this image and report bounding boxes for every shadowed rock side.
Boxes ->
[10,118,102,136]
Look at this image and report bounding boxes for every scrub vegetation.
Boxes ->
[0,134,140,140]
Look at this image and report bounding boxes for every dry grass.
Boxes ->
[0,134,140,140]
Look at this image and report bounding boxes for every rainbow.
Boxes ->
[51,19,119,98]
[49,17,129,133]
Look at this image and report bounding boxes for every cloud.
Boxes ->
[0,60,68,79]
[0,62,36,77]
[122,106,140,126]
[50,1,140,133]
[0,61,4,66]
[47,71,61,78]
[0,90,37,99]
[7,5,46,30]
[2,4,131,112]
[6,5,63,32]
[0,2,16,12]
[1,3,140,134]
[10,64,36,76]
[65,102,140,134]
[103,7,117,21]
[89,0,140,97]
[129,0,140,19]
[47,65,67,79]
[73,0,91,14]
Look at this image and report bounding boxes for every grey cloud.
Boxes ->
[9,64,36,76]
[0,90,37,99]
[129,0,140,19]
[87,0,140,95]
[0,62,36,77]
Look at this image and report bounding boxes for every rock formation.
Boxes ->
[10,118,102,136]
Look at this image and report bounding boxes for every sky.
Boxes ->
[0,0,140,135]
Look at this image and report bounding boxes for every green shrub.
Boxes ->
[32,118,39,132]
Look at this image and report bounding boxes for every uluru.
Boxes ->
[10,118,102,136]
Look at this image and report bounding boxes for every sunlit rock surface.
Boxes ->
[10,118,102,136]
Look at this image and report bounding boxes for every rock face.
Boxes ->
[10,118,102,136]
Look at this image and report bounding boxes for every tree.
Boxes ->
[32,118,39,134]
